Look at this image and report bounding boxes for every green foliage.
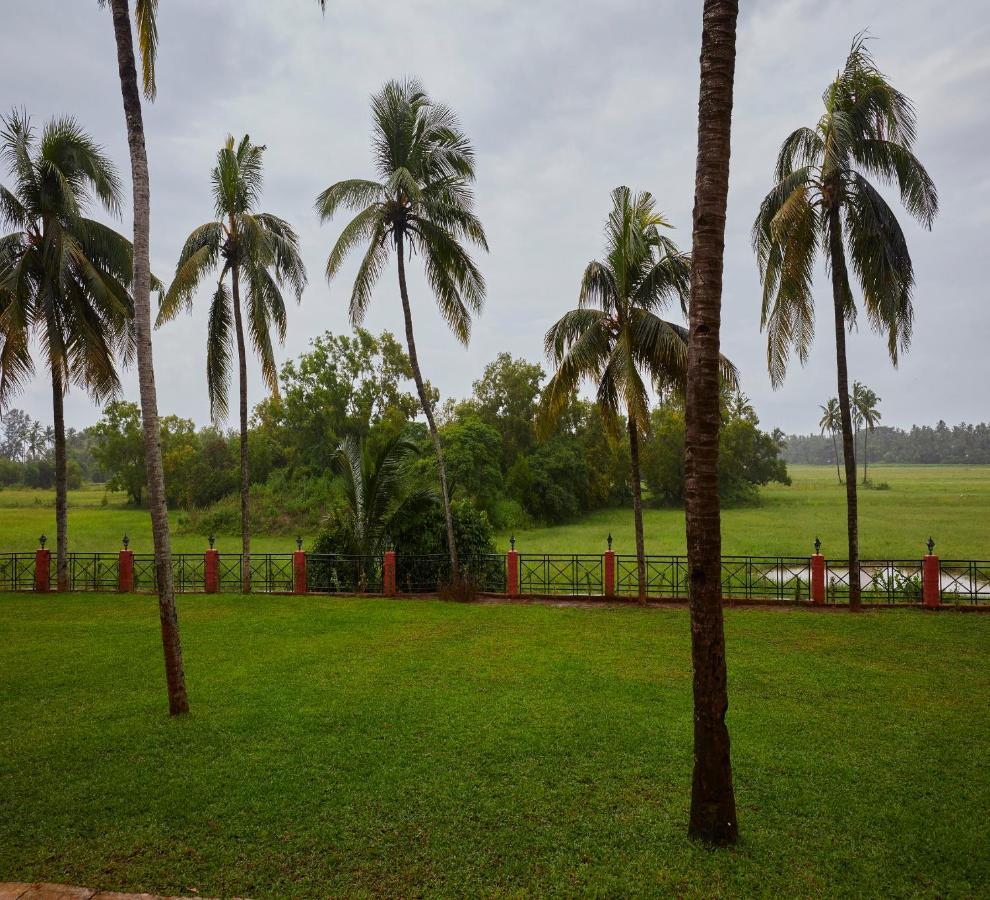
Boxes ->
[441,415,503,512]
[515,435,590,524]
[391,497,496,558]
[91,401,146,505]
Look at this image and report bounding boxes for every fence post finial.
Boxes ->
[927,536,935,556]
[814,535,821,555]
[39,533,46,549]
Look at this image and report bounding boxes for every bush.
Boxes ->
[391,496,496,558]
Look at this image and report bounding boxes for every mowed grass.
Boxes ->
[1,595,988,897]
[2,464,989,558]
[502,465,990,558]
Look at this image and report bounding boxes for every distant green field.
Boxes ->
[1,595,988,896]
[1,465,988,558]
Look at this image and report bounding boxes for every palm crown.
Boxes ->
[543,186,733,432]
[754,34,938,385]
[0,110,135,409]
[159,135,306,420]
[317,77,488,341]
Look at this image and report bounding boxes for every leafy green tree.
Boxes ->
[542,186,722,604]
[92,400,145,504]
[0,111,134,589]
[754,35,937,609]
[441,416,503,513]
[819,398,842,483]
[160,134,306,591]
[101,0,188,715]
[317,78,489,578]
[469,353,544,471]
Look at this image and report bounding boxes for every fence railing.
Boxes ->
[4,547,987,607]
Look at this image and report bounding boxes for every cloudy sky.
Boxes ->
[3,0,988,434]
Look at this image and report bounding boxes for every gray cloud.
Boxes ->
[2,0,988,433]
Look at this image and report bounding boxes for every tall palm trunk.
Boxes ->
[51,366,68,592]
[229,264,251,592]
[863,428,869,484]
[627,407,647,606]
[826,202,861,611]
[684,0,739,846]
[395,231,459,577]
[832,431,841,483]
[108,0,188,715]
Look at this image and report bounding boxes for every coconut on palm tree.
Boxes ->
[317,78,488,579]
[753,34,937,610]
[541,186,735,605]
[101,0,188,715]
[160,135,306,591]
[819,398,842,483]
[0,111,135,592]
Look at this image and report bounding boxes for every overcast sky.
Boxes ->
[3,0,988,434]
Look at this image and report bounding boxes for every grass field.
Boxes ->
[1,464,989,558]
[0,595,987,897]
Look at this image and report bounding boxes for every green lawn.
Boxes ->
[2,464,989,559]
[1,594,987,897]
[502,464,990,558]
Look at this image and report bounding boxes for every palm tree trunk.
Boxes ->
[108,0,188,715]
[826,202,861,611]
[51,366,68,592]
[229,265,251,592]
[832,431,841,483]
[863,429,868,484]
[627,407,647,606]
[395,230,459,578]
[683,0,739,847]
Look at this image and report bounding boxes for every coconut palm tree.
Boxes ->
[0,111,134,592]
[100,0,188,715]
[317,78,488,579]
[851,382,881,483]
[819,398,842,483]
[541,186,735,605]
[160,135,306,591]
[753,34,937,610]
[685,0,740,846]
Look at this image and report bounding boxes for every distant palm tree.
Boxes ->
[541,186,734,605]
[851,382,881,483]
[819,398,842,483]
[317,78,489,578]
[101,0,189,715]
[160,135,306,591]
[685,0,741,847]
[0,111,134,591]
[753,34,937,610]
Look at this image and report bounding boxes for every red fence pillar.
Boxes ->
[34,548,50,593]
[811,553,825,605]
[293,550,308,594]
[383,550,396,596]
[507,550,519,598]
[603,550,616,598]
[118,549,134,593]
[204,548,219,594]
[923,554,941,608]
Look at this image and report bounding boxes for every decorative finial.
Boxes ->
[927,536,935,555]
[607,532,613,551]
[39,533,47,549]
[814,536,821,555]
[510,534,516,551]
[296,535,303,551]
[208,533,215,549]
[122,533,130,550]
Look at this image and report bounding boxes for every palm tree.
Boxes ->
[541,186,734,605]
[685,0,740,846]
[0,111,134,591]
[160,135,306,591]
[753,34,937,611]
[102,0,188,715]
[317,78,488,579]
[819,398,842,483]
[851,382,881,482]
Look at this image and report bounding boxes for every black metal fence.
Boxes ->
[2,549,987,606]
